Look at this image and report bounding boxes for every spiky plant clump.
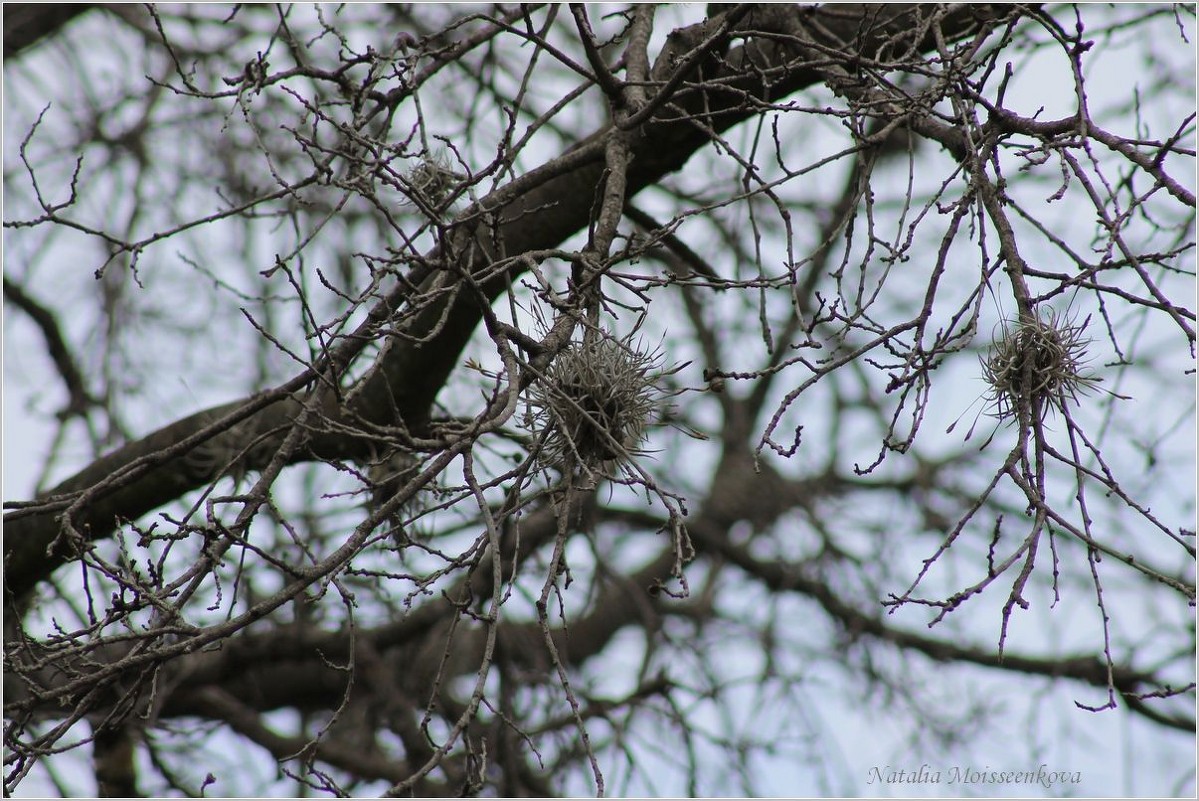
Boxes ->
[403,150,463,209]
[528,334,662,472]
[981,309,1100,423]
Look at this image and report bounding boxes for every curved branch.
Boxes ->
[2,2,1017,614]
[685,515,1195,732]
[10,449,1189,734]
[3,276,97,418]
[3,4,94,59]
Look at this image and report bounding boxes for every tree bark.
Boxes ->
[3,4,93,59]
[3,3,1016,601]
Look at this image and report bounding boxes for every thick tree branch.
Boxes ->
[3,3,1016,611]
[3,4,93,59]
[10,442,1187,734]
[3,276,97,418]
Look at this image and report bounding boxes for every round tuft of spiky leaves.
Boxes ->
[403,150,464,210]
[981,309,1100,423]
[527,334,661,472]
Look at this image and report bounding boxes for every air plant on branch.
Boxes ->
[401,149,464,211]
[526,332,665,474]
[981,308,1102,424]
